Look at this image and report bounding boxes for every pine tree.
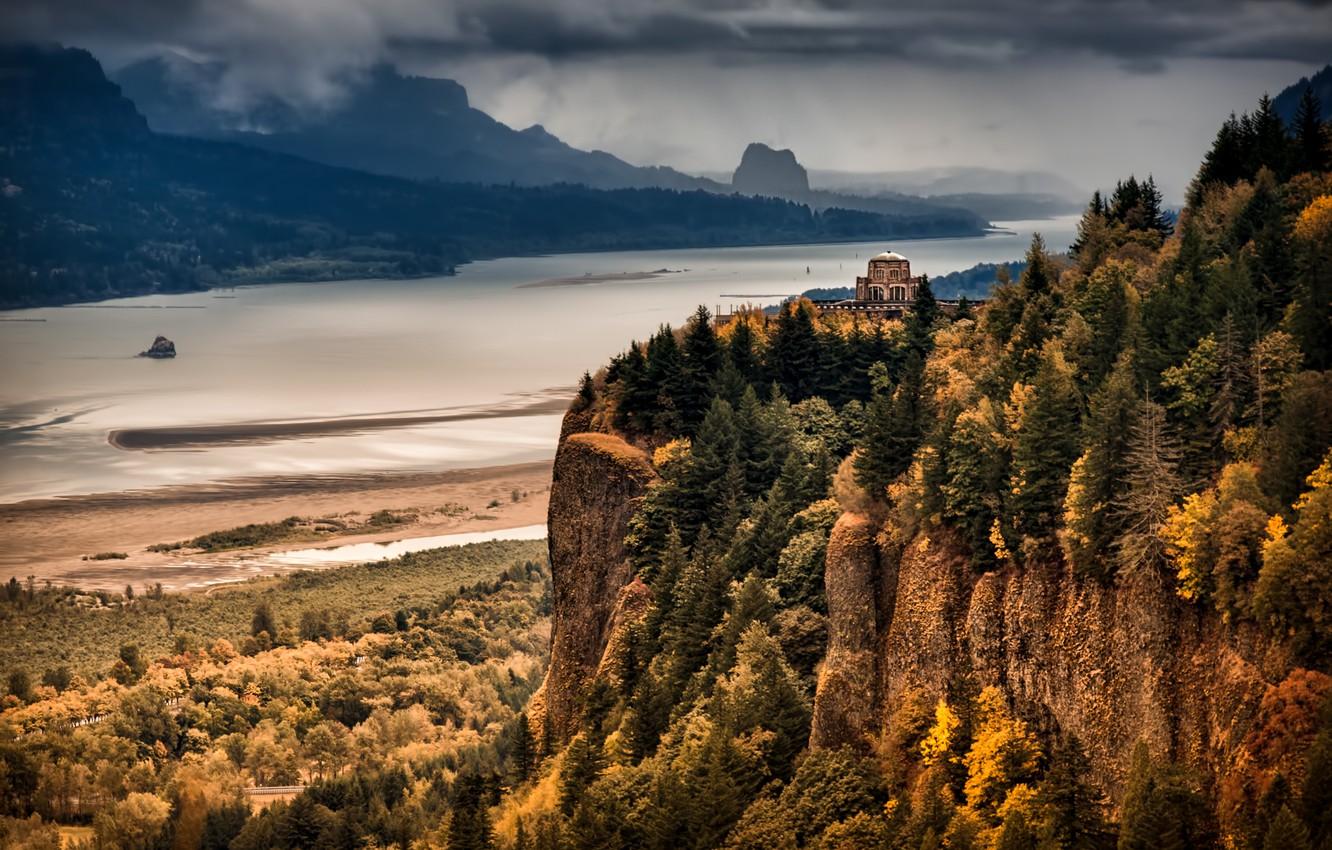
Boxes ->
[1118,742,1215,850]
[612,341,653,433]
[510,713,534,783]
[1141,175,1172,241]
[558,734,605,816]
[1293,86,1330,174]
[680,306,723,433]
[1262,805,1312,850]
[1064,353,1138,580]
[906,276,939,355]
[768,300,822,401]
[943,398,1008,571]
[854,362,901,499]
[645,325,686,434]
[1037,737,1114,850]
[1009,348,1081,547]
[728,318,761,386]
[1249,94,1291,178]
[1114,401,1183,579]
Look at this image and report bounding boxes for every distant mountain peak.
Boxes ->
[732,142,810,197]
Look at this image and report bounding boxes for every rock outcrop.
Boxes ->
[732,142,810,199]
[139,335,176,358]
[531,420,657,745]
[811,518,1289,808]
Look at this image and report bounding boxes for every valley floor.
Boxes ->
[0,460,552,592]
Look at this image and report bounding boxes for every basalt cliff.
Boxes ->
[533,409,1319,821]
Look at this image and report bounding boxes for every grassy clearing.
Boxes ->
[2,537,546,682]
[148,509,418,554]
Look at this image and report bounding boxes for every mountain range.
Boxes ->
[0,44,988,309]
[114,56,1047,223]
[116,54,725,193]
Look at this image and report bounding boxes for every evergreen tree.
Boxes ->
[1037,737,1114,850]
[573,371,595,412]
[510,713,535,783]
[906,275,939,355]
[768,300,822,401]
[447,773,495,850]
[1262,806,1312,850]
[1114,401,1183,579]
[679,305,723,433]
[612,342,653,433]
[943,398,1009,571]
[645,325,686,434]
[727,318,761,386]
[1064,352,1138,579]
[558,734,605,816]
[854,362,898,499]
[1248,94,1291,178]
[1009,348,1081,548]
[1292,86,1329,174]
[1118,742,1215,850]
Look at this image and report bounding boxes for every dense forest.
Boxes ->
[1,544,551,850]
[487,89,1329,850]
[2,81,1330,850]
[0,44,985,310]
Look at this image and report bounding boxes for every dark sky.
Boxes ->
[8,0,1330,200]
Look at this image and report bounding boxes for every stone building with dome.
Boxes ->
[816,250,938,319]
[855,251,922,303]
[716,249,977,326]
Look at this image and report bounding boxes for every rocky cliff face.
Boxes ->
[530,419,657,745]
[534,413,1306,810]
[732,142,811,199]
[811,518,1296,808]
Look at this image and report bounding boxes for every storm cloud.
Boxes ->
[5,0,1329,201]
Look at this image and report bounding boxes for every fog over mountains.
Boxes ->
[114,55,1069,222]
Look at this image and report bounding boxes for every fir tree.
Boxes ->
[510,713,535,783]
[1292,86,1329,174]
[1262,805,1312,850]
[1009,348,1081,547]
[768,300,822,401]
[645,325,686,434]
[1114,401,1183,579]
[679,305,723,433]
[1037,737,1114,850]
[1064,352,1138,580]
[1118,742,1215,850]
[558,734,605,816]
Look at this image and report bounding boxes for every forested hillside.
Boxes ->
[505,88,1332,850]
[2,82,1329,850]
[0,44,984,310]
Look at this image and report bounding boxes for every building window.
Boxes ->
[874,268,885,281]
[890,286,905,301]
[869,285,885,301]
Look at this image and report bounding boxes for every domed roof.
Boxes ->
[872,251,907,261]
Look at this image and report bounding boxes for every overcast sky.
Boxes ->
[7,0,1330,202]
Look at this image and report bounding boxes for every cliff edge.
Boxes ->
[530,419,657,745]
[811,517,1301,813]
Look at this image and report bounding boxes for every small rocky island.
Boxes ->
[138,335,176,358]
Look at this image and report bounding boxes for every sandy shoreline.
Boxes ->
[517,269,684,289]
[108,394,571,450]
[0,461,553,592]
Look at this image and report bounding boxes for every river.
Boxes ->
[0,217,1077,502]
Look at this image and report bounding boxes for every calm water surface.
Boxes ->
[0,218,1075,501]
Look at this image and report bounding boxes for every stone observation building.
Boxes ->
[816,250,974,320]
[717,250,978,325]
